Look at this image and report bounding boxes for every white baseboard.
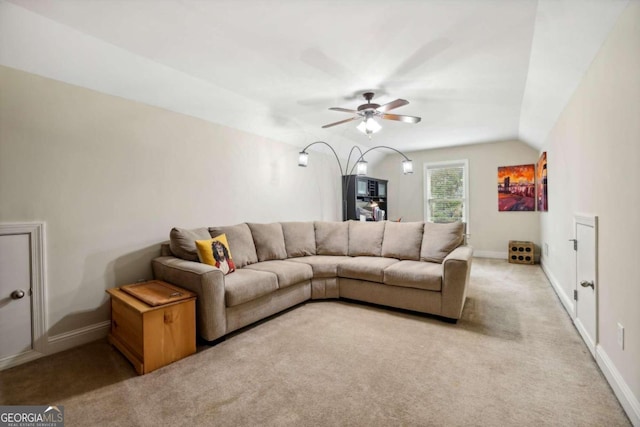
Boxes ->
[541,260,638,425]
[574,318,596,358]
[473,251,541,263]
[2,321,111,370]
[473,250,507,259]
[596,345,640,426]
[0,349,45,371]
[540,259,574,316]
[47,320,111,355]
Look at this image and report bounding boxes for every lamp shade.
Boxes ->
[298,151,309,167]
[402,159,413,174]
[356,159,368,176]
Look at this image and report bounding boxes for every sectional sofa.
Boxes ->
[152,221,473,342]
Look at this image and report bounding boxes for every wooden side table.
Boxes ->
[106,280,197,374]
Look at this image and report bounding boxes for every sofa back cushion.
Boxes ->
[281,222,316,258]
[169,227,212,261]
[348,221,385,256]
[247,223,287,262]
[420,221,464,263]
[209,223,258,268]
[314,221,349,256]
[381,221,424,260]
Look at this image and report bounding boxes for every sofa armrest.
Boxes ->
[441,246,474,319]
[152,256,226,341]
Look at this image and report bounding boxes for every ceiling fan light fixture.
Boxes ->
[366,116,382,133]
[322,92,420,136]
[357,114,381,136]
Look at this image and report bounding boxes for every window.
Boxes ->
[424,160,469,225]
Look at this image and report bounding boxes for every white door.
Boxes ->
[0,233,33,360]
[574,215,598,357]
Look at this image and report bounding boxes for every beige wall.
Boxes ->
[0,66,341,337]
[374,140,540,257]
[540,1,640,417]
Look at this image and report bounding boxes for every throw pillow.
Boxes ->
[169,227,211,261]
[196,234,236,275]
[281,221,316,258]
[348,221,385,256]
[247,222,287,261]
[420,221,464,263]
[209,223,258,268]
[314,221,349,256]
[381,221,424,260]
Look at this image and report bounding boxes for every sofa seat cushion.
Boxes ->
[338,257,400,283]
[288,255,352,278]
[224,269,278,307]
[245,260,313,289]
[383,260,443,291]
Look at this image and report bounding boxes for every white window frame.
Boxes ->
[423,159,469,230]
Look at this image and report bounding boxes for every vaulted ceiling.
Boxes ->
[0,0,629,155]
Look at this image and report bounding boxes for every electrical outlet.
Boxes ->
[544,243,549,256]
[617,323,624,350]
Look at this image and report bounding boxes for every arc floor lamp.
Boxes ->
[298,141,413,220]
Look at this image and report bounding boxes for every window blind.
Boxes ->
[426,165,465,223]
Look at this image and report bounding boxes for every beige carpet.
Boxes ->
[0,258,630,426]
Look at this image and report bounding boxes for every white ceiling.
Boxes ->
[0,0,629,157]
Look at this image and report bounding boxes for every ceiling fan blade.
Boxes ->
[377,99,409,113]
[329,107,359,113]
[300,47,356,81]
[321,117,358,128]
[380,113,422,124]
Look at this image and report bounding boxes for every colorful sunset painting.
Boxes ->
[498,164,535,211]
[537,152,548,211]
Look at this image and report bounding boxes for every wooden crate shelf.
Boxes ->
[509,240,535,264]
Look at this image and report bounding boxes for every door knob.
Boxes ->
[11,289,26,299]
[580,280,595,289]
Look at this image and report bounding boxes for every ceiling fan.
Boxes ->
[322,92,421,136]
